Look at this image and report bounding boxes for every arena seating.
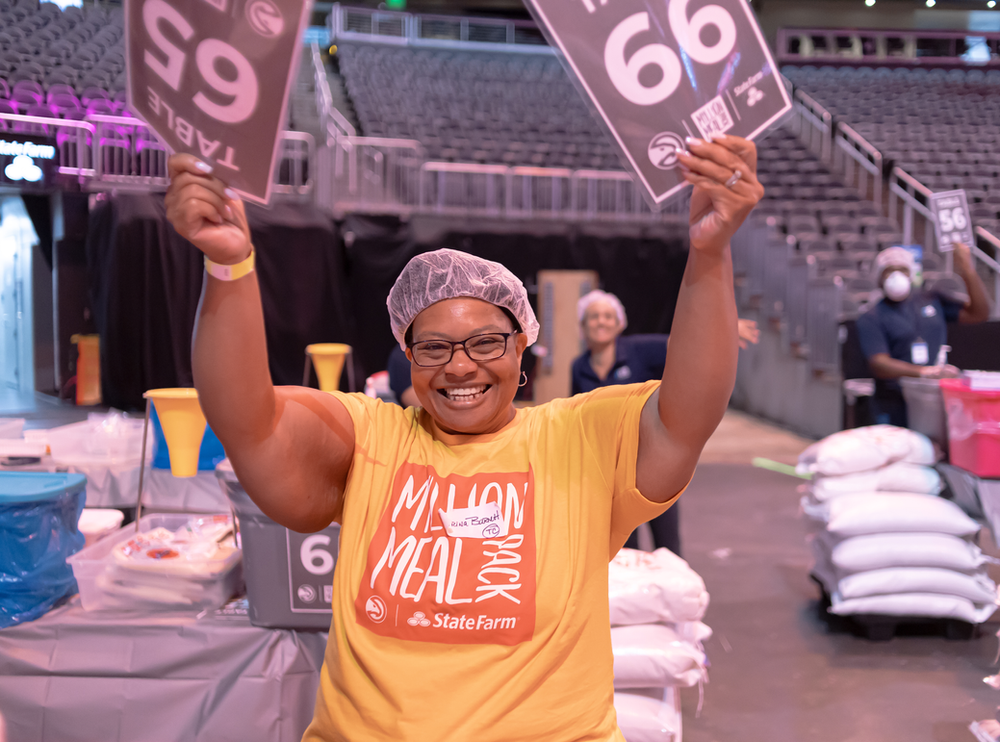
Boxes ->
[0,0,970,380]
[730,126,894,369]
[0,0,126,122]
[781,65,1000,235]
[336,43,623,170]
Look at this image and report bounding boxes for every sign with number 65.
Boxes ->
[523,0,791,207]
[929,189,975,253]
[125,0,311,203]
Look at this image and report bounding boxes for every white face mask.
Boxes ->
[883,271,912,302]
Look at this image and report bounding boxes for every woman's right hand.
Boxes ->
[165,154,251,265]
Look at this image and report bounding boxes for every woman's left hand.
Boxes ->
[677,135,764,254]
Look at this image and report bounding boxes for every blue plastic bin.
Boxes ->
[0,472,86,628]
[150,405,226,472]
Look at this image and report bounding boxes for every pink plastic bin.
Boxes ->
[941,378,1000,478]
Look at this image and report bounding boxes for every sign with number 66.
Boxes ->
[125,0,311,203]
[524,0,791,207]
[929,189,975,253]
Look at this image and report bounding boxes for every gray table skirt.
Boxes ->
[0,597,329,742]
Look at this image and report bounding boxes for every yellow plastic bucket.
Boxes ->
[144,388,206,478]
[306,343,351,392]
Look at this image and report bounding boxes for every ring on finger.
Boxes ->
[724,169,743,189]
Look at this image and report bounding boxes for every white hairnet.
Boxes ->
[387,248,540,349]
[577,290,627,330]
[873,246,917,281]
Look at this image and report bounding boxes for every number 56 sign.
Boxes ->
[929,189,975,253]
[125,0,311,203]
[525,0,791,206]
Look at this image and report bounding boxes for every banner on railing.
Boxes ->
[124,0,311,203]
[0,134,57,191]
[929,189,974,253]
[523,0,791,208]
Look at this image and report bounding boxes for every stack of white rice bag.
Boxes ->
[798,425,998,625]
[609,547,712,742]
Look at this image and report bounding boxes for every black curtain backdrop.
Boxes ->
[86,200,691,409]
[342,215,690,383]
[84,195,1000,413]
[86,194,351,410]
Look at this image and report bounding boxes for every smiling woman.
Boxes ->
[386,249,536,437]
[164,131,762,741]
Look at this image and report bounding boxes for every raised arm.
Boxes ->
[636,136,763,502]
[165,155,355,532]
[953,242,992,324]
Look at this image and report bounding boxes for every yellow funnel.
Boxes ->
[144,388,206,478]
[306,343,351,392]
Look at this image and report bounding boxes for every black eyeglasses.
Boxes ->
[408,332,517,367]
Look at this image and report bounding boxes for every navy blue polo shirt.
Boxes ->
[571,334,668,396]
[855,290,962,396]
[386,345,412,402]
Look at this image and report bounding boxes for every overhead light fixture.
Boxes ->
[990,1,997,8]
[926,0,935,6]
[865,0,875,6]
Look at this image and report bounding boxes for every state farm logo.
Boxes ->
[365,596,387,623]
[406,611,431,628]
[5,154,42,182]
[747,87,765,107]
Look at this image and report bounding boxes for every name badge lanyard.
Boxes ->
[907,300,929,366]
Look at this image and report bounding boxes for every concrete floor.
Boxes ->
[0,389,94,430]
[700,408,813,466]
[677,462,1000,742]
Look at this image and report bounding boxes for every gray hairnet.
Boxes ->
[387,248,540,349]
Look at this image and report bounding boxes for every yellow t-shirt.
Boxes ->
[303,380,679,742]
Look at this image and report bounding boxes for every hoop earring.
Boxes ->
[518,371,528,388]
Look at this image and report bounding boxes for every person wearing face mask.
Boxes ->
[571,290,760,555]
[856,244,992,427]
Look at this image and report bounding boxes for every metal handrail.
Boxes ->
[273,131,316,195]
[777,26,1000,66]
[311,41,355,142]
[507,165,573,218]
[834,123,883,206]
[792,88,833,163]
[329,3,554,54]
[419,160,507,214]
[0,113,96,177]
[2,110,315,193]
[972,227,1000,319]
[888,165,936,244]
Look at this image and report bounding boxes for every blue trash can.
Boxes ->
[0,472,86,628]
